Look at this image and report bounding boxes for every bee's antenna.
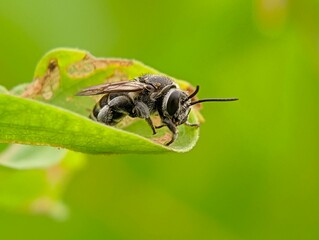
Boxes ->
[190,98,239,106]
[185,85,200,101]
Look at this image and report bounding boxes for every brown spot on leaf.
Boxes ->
[152,132,172,145]
[22,59,60,100]
[66,96,74,102]
[105,69,130,83]
[67,54,133,78]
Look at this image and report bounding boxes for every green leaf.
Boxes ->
[0,48,200,155]
[0,144,67,169]
[0,86,9,94]
[0,151,85,220]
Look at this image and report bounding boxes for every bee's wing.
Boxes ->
[76,81,147,96]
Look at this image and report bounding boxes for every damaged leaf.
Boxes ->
[0,48,201,156]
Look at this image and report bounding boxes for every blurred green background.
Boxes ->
[1,0,319,239]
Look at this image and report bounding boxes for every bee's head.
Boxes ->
[162,89,191,125]
[162,86,238,125]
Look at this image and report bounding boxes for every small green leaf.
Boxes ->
[0,48,201,155]
[0,144,67,169]
[0,86,9,94]
[0,151,85,220]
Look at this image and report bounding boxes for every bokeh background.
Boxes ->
[1,0,319,239]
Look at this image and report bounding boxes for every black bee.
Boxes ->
[77,74,238,145]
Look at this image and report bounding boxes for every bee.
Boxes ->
[77,74,238,145]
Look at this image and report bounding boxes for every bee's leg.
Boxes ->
[155,124,165,129]
[185,122,200,127]
[162,118,178,146]
[132,101,156,135]
[145,117,156,135]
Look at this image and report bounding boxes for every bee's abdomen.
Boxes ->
[90,105,99,120]
[90,95,109,120]
[90,94,135,125]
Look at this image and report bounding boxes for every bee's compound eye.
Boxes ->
[167,91,181,116]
